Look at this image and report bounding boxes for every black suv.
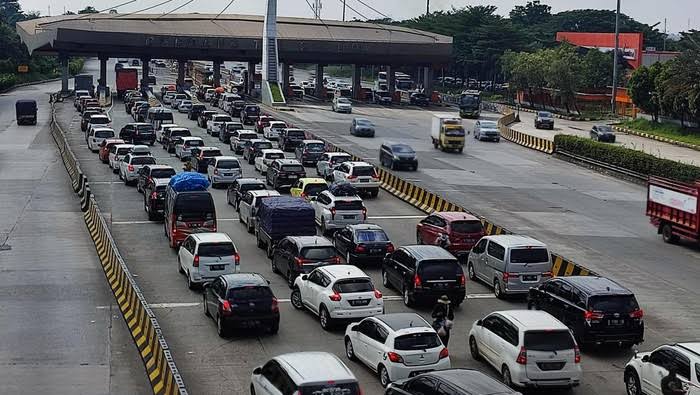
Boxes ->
[409,92,430,106]
[203,273,280,337]
[219,121,244,144]
[190,147,223,173]
[386,369,519,395]
[382,245,466,307]
[270,236,340,287]
[266,159,306,190]
[161,127,191,153]
[119,123,156,145]
[379,142,418,171]
[226,178,267,211]
[143,178,169,220]
[240,104,260,125]
[528,276,644,347]
[230,100,245,117]
[333,224,394,265]
[279,128,307,152]
[188,103,207,120]
[197,110,218,128]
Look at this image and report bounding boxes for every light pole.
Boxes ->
[611,0,621,115]
[426,0,430,16]
[342,0,346,21]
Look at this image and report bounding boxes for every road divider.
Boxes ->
[49,94,188,395]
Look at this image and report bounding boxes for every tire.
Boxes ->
[250,385,256,395]
[402,286,413,307]
[468,263,477,280]
[268,321,279,335]
[382,270,391,289]
[379,365,391,388]
[625,369,642,395]
[319,305,333,330]
[416,232,423,244]
[271,257,279,274]
[469,336,481,360]
[216,315,229,338]
[287,270,296,288]
[178,257,185,274]
[494,279,504,299]
[527,299,539,310]
[321,218,328,235]
[345,337,357,361]
[203,294,210,317]
[370,190,378,198]
[661,223,679,244]
[291,288,304,310]
[502,366,513,388]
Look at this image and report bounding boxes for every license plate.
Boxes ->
[360,179,369,183]
[343,215,354,220]
[370,248,382,254]
[522,275,537,281]
[288,175,297,179]
[209,265,225,271]
[349,299,370,306]
[189,223,202,228]
[608,319,624,326]
[224,173,233,176]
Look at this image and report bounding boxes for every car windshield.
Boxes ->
[460,95,479,106]
[479,122,498,129]
[510,248,549,263]
[450,220,483,234]
[300,246,336,260]
[391,145,414,154]
[597,125,613,133]
[352,166,375,177]
[197,242,235,257]
[356,119,373,126]
[334,200,364,211]
[355,229,388,242]
[95,130,114,138]
[394,333,441,350]
[303,183,327,196]
[151,168,176,178]
[305,143,325,152]
[524,330,574,351]
[227,286,272,300]
[91,117,110,124]
[538,112,552,118]
[300,383,360,395]
[131,157,156,165]
[588,295,639,313]
[333,278,373,293]
[445,127,465,137]
[282,165,304,173]
[216,160,240,169]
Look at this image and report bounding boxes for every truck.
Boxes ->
[430,114,466,153]
[459,89,481,118]
[646,176,700,245]
[15,100,37,125]
[255,196,317,258]
[74,74,94,96]
[116,67,139,99]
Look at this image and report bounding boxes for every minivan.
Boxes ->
[163,188,217,248]
[379,142,418,171]
[416,212,484,261]
[467,235,552,299]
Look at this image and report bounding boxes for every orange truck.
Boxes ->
[646,176,700,244]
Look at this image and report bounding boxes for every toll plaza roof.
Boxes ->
[17,14,452,66]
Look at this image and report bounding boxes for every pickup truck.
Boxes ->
[255,196,317,258]
[647,176,700,245]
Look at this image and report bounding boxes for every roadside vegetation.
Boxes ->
[620,119,700,147]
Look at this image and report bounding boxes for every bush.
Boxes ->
[554,134,700,183]
[621,118,700,146]
[0,73,16,91]
[269,81,283,102]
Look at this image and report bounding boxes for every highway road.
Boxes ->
[55,59,698,394]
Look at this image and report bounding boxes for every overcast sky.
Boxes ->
[22,0,698,33]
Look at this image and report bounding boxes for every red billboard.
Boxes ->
[556,32,643,69]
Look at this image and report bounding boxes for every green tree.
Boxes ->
[509,1,551,26]
[78,6,98,14]
[580,49,613,89]
[628,63,664,121]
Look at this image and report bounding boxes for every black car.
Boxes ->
[528,276,644,347]
[534,111,554,130]
[350,118,375,137]
[379,142,418,171]
[230,100,245,117]
[382,245,466,307]
[136,164,176,195]
[143,178,169,220]
[190,147,223,173]
[240,104,261,125]
[203,273,280,337]
[119,123,156,145]
[226,178,267,211]
[279,128,307,152]
[270,236,340,288]
[409,92,430,106]
[590,125,616,143]
[333,224,394,265]
[188,103,207,120]
[266,159,306,190]
[197,110,218,128]
[161,127,191,153]
[219,121,244,144]
[386,369,519,395]
[244,140,274,164]
[294,140,326,166]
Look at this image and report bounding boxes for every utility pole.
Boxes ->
[611,0,621,116]
[313,0,322,19]
[342,0,346,21]
[426,0,430,16]
[663,18,667,51]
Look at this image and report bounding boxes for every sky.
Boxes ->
[21,0,699,33]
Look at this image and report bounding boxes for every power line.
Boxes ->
[113,0,178,18]
[352,0,389,20]
[214,0,236,19]
[157,0,195,18]
[74,0,137,19]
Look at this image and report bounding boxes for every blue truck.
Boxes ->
[255,196,317,258]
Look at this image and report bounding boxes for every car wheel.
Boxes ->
[469,336,481,360]
[287,270,296,289]
[320,218,328,235]
[379,365,391,388]
[203,294,210,317]
[625,369,642,395]
[662,223,679,244]
[319,305,332,330]
[494,279,504,299]
[216,314,228,338]
[402,286,413,307]
[502,366,513,388]
[268,321,279,335]
[271,257,279,274]
[187,271,196,290]
[345,337,357,361]
[468,263,477,280]
[291,288,304,310]
[527,299,539,310]
[178,257,185,274]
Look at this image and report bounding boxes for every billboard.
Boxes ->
[556,32,644,69]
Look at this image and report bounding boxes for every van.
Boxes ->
[147,108,174,130]
[164,188,217,248]
[467,235,553,299]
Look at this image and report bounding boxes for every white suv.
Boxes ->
[207,114,232,136]
[109,143,134,172]
[119,154,156,185]
[468,310,582,389]
[263,121,287,140]
[87,127,115,152]
[311,190,366,234]
[344,313,451,387]
[177,232,240,289]
[332,161,380,197]
[624,343,700,395]
[291,265,383,330]
[255,149,285,175]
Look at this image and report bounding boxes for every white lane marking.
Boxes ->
[89,181,124,184]
[467,294,497,299]
[111,218,239,225]
[149,302,200,308]
[383,296,403,301]
[367,215,425,220]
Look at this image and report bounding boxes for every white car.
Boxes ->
[263,121,287,140]
[207,114,233,136]
[311,190,366,234]
[207,156,242,187]
[85,114,113,139]
[177,100,193,113]
[175,136,204,160]
[474,120,501,142]
[109,143,134,172]
[468,310,582,390]
[332,161,380,198]
[119,154,156,185]
[332,97,352,113]
[87,127,115,152]
[156,123,179,143]
[238,190,281,233]
[291,265,383,330]
[170,94,188,109]
[344,313,450,387]
[255,149,285,175]
[204,88,216,102]
[624,343,700,395]
[162,92,175,104]
[230,130,258,154]
[177,232,240,289]
[316,152,352,179]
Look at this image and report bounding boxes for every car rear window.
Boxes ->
[331,156,351,165]
[355,230,388,242]
[202,149,222,157]
[91,117,110,124]
[185,140,203,147]
[282,165,304,173]
[216,160,240,169]
[227,286,272,300]
[172,130,191,137]
[334,200,364,211]
[588,295,639,313]
[450,220,483,234]
[305,143,325,152]
[287,130,305,138]
[418,260,461,279]
[300,246,337,260]
[95,130,114,138]
[173,193,215,218]
[394,333,441,350]
[300,383,360,395]
[254,142,274,150]
[510,248,549,264]
[116,148,131,155]
[151,168,176,178]
[266,152,285,160]
[132,157,156,165]
[245,106,260,113]
[226,124,242,131]
[137,125,154,133]
[213,115,232,122]
[241,183,266,193]
[240,133,258,140]
[351,166,375,177]
[197,242,236,257]
[333,278,373,293]
[524,330,574,351]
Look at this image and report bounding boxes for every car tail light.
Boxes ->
[234,253,240,265]
[386,243,395,253]
[150,191,158,199]
[387,352,403,363]
[372,171,379,180]
[516,346,527,364]
[361,206,367,220]
[331,256,340,264]
[170,214,178,234]
[459,274,466,286]
[330,207,336,219]
[439,347,449,359]
[128,164,134,172]
[347,175,357,180]
[300,192,307,198]
[220,300,232,315]
[355,244,367,253]
[583,310,604,323]
[413,274,422,288]
[374,289,382,299]
[271,297,279,313]
[329,291,342,302]
[629,309,644,319]
[502,272,512,282]
[203,220,216,229]
[294,257,311,266]
[574,345,581,363]
[193,255,199,267]
[214,169,219,175]
[542,271,553,278]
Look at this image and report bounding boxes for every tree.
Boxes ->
[509,1,551,26]
[628,63,663,121]
[580,49,613,90]
[77,6,98,14]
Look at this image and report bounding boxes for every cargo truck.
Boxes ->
[646,176,700,244]
[255,196,317,258]
[116,68,139,99]
[73,74,94,96]
[430,114,466,153]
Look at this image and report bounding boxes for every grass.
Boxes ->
[621,118,700,146]
[269,81,284,103]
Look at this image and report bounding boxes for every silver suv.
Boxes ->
[311,190,366,234]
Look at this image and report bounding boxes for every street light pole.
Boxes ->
[342,0,346,21]
[426,0,430,16]
[611,0,621,115]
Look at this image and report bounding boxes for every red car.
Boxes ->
[99,138,125,163]
[255,115,275,133]
[416,212,485,260]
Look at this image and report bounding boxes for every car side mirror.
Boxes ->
[252,367,262,375]
[202,282,211,289]
[476,319,483,326]
[301,275,308,281]
[641,355,649,363]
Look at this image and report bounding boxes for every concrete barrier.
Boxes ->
[49,100,188,395]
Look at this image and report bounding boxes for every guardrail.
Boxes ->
[49,93,188,395]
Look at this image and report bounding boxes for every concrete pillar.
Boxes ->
[315,64,324,98]
[386,65,395,98]
[248,61,256,93]
[423,66,434,94]
[60,55,69,93]
[281,63,290,93]
[98,56,107,88]
[177,60,186,89]
[213,60,222,88]
[141,58,150,90]
[351,64,362,100]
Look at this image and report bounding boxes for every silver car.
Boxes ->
[207,156,242,187]
[119,154,156,186]
[175,136,204,160]
[474,120,500,142]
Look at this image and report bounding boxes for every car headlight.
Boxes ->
[393,155,400,160]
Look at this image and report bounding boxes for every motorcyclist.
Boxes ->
[661,368,687,395]
[431,295,455,346]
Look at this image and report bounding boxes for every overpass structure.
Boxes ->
[17,13,452,97]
